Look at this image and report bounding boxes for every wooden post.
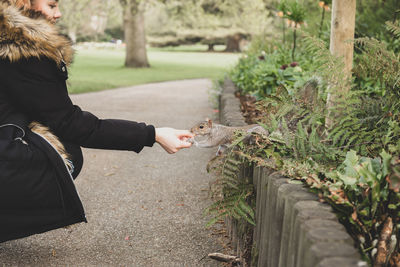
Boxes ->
[326,0,356,128]
[329,0,356,76]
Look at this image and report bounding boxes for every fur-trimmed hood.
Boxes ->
[0,0,74,66]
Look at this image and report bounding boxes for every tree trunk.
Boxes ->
[122,0,149,68]
[329,0,356,76]
[326,0,356,128]
[225,34,241,52]
[208,44,215,51]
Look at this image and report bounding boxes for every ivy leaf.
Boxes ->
[359,208,369,217]
[343,150,359,178]
[380,150,391,177]
[337,173,357,186]
[370,157,382,178]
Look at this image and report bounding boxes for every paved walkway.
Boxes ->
[0,79,224,266]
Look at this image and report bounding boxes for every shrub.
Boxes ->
[223,17,400,265]
[230,44,311,99]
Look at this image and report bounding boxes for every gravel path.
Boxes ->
[0,79,224,266]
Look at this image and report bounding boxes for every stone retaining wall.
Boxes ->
[218,78,365,267]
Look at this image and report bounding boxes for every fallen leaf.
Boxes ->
[125,236,130,241]
[144,164,157,168]
[352,211,357,221]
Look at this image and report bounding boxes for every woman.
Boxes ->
[0,0,193,242]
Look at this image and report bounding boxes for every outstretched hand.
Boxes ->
[155,127,194,154]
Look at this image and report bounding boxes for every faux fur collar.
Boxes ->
[0,0,74,66]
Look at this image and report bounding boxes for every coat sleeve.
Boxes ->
[1,58,156,153]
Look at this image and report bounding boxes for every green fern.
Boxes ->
[302,35,351,98]
[386,20,400,39]
[205,153,256,228]
[354,37,400,97]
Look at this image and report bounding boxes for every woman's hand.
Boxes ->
[155,127,194,154]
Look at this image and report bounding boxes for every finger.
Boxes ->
[167,148,177,154]
[179,137,194,144]
[180,134,195,139]
[179,135,194,140]
[176,130,194,138]
[179,141,193,148]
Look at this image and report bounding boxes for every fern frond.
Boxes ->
[386,20,400,39]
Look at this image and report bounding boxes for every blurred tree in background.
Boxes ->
[59,0,272,53]
[59,0,121,43]
[145,0,272,52]
[58,0,400,69]
[120,0,149,67]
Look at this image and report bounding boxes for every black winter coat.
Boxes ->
[0,1,155,242]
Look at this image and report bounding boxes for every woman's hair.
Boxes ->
[13,0,33,9]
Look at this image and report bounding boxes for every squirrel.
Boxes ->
[189,78,322,156]
[190,118,268,155]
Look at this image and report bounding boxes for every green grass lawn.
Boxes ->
[68,47,240,94]
[147,44,227,52]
